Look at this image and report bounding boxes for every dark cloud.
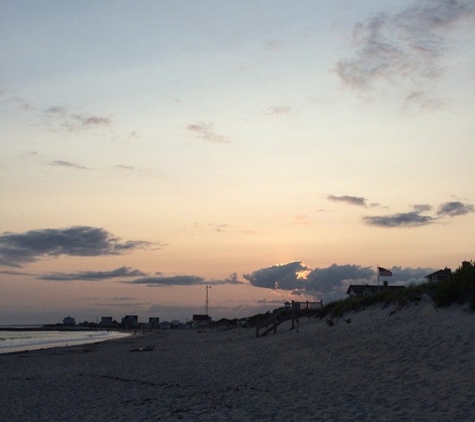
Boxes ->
[305,264,374,293]
[363,211,434,227]
[126,272,243,287]
[50,160,89,170]
[335,0,475,104]
[39,266,147,281]
[243,262,308,290]
[244,262,436,304]
[0,226,155,267]
[328,194,367,207]
[186,122,229,143]
[437,201,474,217]
[364,200,474,228]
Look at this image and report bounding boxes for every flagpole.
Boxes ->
[377,265,380,292]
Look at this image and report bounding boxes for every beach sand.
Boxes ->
[1,300,474,421]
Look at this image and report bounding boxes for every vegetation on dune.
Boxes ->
[210,262,474,329]
[317,261,475,320]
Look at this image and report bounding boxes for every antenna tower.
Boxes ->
[205,285,211,316]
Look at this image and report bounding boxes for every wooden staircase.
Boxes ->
[255,310,291,337]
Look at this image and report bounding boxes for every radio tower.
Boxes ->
[205,285,211,316]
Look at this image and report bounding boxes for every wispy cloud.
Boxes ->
[328,194,367,207]
[264,106,291,116]
[0,226,156,267]
[39,266,147,281]
[41,105,113,132]
[0,269,33,276]
[50,160,89,170]
[335,0,475,107]
[186,122,229,143]
[126,272,243,287]
[71,114,112,127]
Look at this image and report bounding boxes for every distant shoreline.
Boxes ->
[0,326,125,332]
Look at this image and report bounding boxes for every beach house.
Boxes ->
[63,316,76,326]
[346,281,405,298]
[425,268,452,283]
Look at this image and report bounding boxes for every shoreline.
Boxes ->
[0,329,132,355]
[1,302,474,421]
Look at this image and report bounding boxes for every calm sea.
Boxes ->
[0,329,130,354]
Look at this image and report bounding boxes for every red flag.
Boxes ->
[378,267,392,277]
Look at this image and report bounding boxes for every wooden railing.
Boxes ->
[255,301,323,337]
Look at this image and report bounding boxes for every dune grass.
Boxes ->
[318,261,475,320]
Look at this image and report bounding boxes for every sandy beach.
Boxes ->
[1,300,474,422]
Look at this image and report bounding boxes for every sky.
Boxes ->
[1,0,474,325]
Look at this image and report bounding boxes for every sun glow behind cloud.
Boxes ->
[0,0,473,323]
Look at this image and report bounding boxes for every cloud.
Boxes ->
[243,262,309,290]
[304,264,375,301]
[363,211,434,228]
[328,194,367,207]
[437,201,474,217]
[126,272,243,287]
[243,262,436,303]
[41,105,113,132]
[364,200,474,227]
[50,160,89,170]
[335,0,475,104]
[39,266,147,281]
[115,165,135,171]
[71,114,112,127]
[264,106,291,116]
[0,226,155,267]
[0,269,33,276]
[186,122,229,143]
[44,106,67,115]
[412,204,432,213]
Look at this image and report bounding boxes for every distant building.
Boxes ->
[121,315,138,328]
[425,268,452,283]
[346,281,405,298]
[63,316,76,326]
[192,314,212,326]
[149,317,160,328]
[100,316,113,327]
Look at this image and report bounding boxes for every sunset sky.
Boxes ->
[1,0,474,325]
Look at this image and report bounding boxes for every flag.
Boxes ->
[378,267,392,277]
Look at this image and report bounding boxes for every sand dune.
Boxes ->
[1,300,474,421]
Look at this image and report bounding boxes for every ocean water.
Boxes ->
[0,330,130,354]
